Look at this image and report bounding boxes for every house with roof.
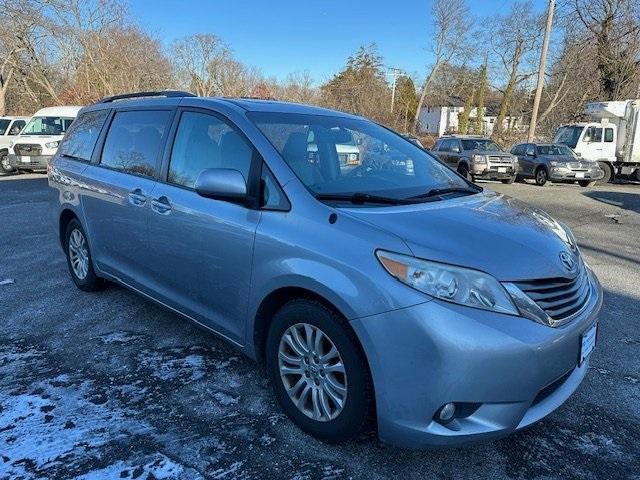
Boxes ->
[418,101,525,136]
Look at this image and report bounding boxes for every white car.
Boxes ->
[0,116,29,174]
[8,106,81,173]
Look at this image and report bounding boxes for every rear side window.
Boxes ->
[100,110,172,178]
[59,110,109,161]
[168,111,254,188]
[604,128,614,142]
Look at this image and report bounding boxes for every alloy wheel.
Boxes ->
[68,228,89,280]
[278,323,348,422]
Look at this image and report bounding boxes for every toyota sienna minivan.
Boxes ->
[49,91,602,448]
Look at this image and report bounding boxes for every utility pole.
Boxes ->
[528,0,555,142]
[387,67,403,113]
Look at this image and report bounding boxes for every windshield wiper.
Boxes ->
[315,192,414,205]
[409,186,481,199]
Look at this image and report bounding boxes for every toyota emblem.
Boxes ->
[559,251,577,273]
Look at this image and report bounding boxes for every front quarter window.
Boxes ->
[248,111,472,203]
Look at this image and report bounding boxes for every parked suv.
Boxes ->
[511,143,604,187]
[8,106,81,173]
[0,116,29,174]
[50,92,602,448]
[432,135,518,183]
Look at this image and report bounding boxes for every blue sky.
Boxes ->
[130,0,548,83]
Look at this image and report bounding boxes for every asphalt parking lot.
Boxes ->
[1,173,639,480]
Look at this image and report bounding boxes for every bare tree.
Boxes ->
[488,1,542,137]
[564,0,640,99]
[414,0,472,131]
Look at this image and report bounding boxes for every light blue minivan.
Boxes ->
[49,91,602,448]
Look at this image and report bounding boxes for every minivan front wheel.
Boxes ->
[65,219,103,291]
[266,299,373,443]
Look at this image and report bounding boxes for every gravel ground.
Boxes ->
[1,173,639,480]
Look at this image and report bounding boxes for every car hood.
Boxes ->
[539,154,576,163]
[341,190,576,281]
[474,150,511,157]
[13,135,61,143]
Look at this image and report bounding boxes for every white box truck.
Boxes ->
[553,99,640,183]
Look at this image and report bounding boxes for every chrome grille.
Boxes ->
[488,156,513,164]
[14,144,43,156]
[513,265,590,321]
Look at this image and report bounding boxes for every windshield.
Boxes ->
[22,116,74,135]
[554,126,583,149]
[460,139,502,151]
[0,119,10,135]
[249,112,471,202]
[536,145,576,157]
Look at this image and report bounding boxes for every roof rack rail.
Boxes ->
[96,90,197,104]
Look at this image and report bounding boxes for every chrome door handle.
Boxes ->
[128,188,147,206]
[151,196,172,215]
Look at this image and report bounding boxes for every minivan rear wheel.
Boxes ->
[64,218,103,291]
[266,299,373,443]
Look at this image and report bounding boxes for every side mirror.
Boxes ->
[195,168,247,203]
[576,152,582,157]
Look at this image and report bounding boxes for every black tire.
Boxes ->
[535,167,548,186]
[458,165,472,181]
[578,180,596,187]
[0,151,15,174]
[501,176,516,184]
[598,162,613,184]
[64,218,103,291]
[266,299,374,443]
[633,168,640,182]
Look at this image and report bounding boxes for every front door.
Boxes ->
[81,109,174,288]
[580,126,605,161]
[146,110,261,343]
[521,144,537,176]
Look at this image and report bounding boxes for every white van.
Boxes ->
[0,116,29,174]
[8,106,82,173]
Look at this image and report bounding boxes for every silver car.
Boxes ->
[49,91,602,448]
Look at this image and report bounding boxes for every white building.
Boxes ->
[417,104,465,136]
[418,104,524,136]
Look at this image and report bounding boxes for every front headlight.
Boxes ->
[45,141,59,149]
[549,161,558,166]
[471,154,487,164]
[376,251,519,315]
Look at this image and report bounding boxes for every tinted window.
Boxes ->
[525,144,536,156]
[168,111,253,188]
[605,128,614,142]
[0,119,10,135]
[101,110,171,177]
[9,120,25,135]
[59,110,109,161]
[536,145,575,156]
[511,145,523,155]
[439,139,451,152]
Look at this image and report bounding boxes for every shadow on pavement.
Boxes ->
[583,190,640,214]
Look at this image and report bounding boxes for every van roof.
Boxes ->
[32,106,83,118]
[88,91,358,119]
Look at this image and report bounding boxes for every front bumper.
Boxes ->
[8,154,52,171]
[549,167,604,182]
[472,165,516,180]
[351,272,602,448]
